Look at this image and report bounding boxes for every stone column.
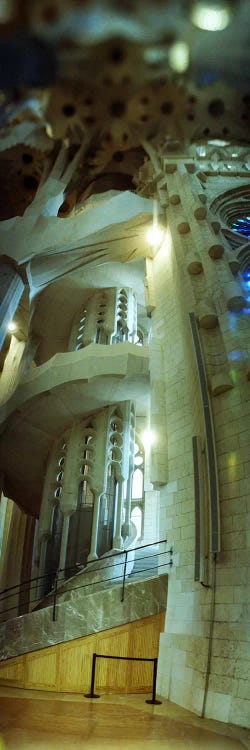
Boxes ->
[19,515,36,615]
[59,511,71,572]
[87,493,100,561]
[113,481,124,549]
[0,263,25,349]
[124,470,133,534]
[36,533,50,600]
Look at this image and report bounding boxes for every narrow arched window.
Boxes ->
[112,289,129,344]
[132,468,143,499]
[131,505,142,539]
[74,308,87,350]
[43,503,63,595]
[54,440,67,501]
[131,437,145,540]
[81,430,95,476]
[77,480,94,508]
[132,440,144,499]
[95,295,108,344]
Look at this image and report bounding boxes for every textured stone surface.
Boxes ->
[0,575,167,660]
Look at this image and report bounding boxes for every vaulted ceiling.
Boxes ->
[0,0,249,221]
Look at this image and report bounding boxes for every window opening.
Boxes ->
[54,442,67,501]
[131,505,142,539]
[77,480,94,508]
[43,503,63,595]
[97,464,117,556]
[81,435,94,475]
[131,437,145,539]
[231,215,250,240]
[74,308,87,350]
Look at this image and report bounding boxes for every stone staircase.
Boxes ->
[0,540,170,662]
[129,544,160,580]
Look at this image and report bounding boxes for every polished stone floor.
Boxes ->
[0,687,249,750]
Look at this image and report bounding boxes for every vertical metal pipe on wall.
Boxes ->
[192,435,206,583]
[189,311,220,719]
[189,312,220,554]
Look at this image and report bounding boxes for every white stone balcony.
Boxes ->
[0,343,149,515]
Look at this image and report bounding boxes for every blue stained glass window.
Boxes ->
[231,216,250,239]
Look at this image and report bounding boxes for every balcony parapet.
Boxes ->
[0,342,149,423]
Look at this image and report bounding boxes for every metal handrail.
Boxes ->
[0,539,173,622]
[0,554,133,603]
[0,539,168,595]
[0,548,171,603]
[0,558,173,620]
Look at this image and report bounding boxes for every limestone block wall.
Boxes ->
[151,227,209,717]
[151,162,250,727]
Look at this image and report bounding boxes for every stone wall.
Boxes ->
[152,165,250,727]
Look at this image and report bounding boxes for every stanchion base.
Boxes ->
[145,699,162,705]
[84,693,100,699]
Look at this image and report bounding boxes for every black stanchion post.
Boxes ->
[120,550,128,602]
[145,658,162,705]
[52,569,58,622]
[84,653,100,698]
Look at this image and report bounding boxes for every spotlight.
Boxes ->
[7,321,16,332]
[146,224,164,248]
[191,2,232,31]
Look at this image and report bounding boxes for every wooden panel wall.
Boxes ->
[0,612,165,694]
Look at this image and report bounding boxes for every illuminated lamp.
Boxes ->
[7,321,17,332]
[191,1,233,31]
[146,224,164,248]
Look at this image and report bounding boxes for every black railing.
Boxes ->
[0,539,173,623]
[84,652,162,705]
